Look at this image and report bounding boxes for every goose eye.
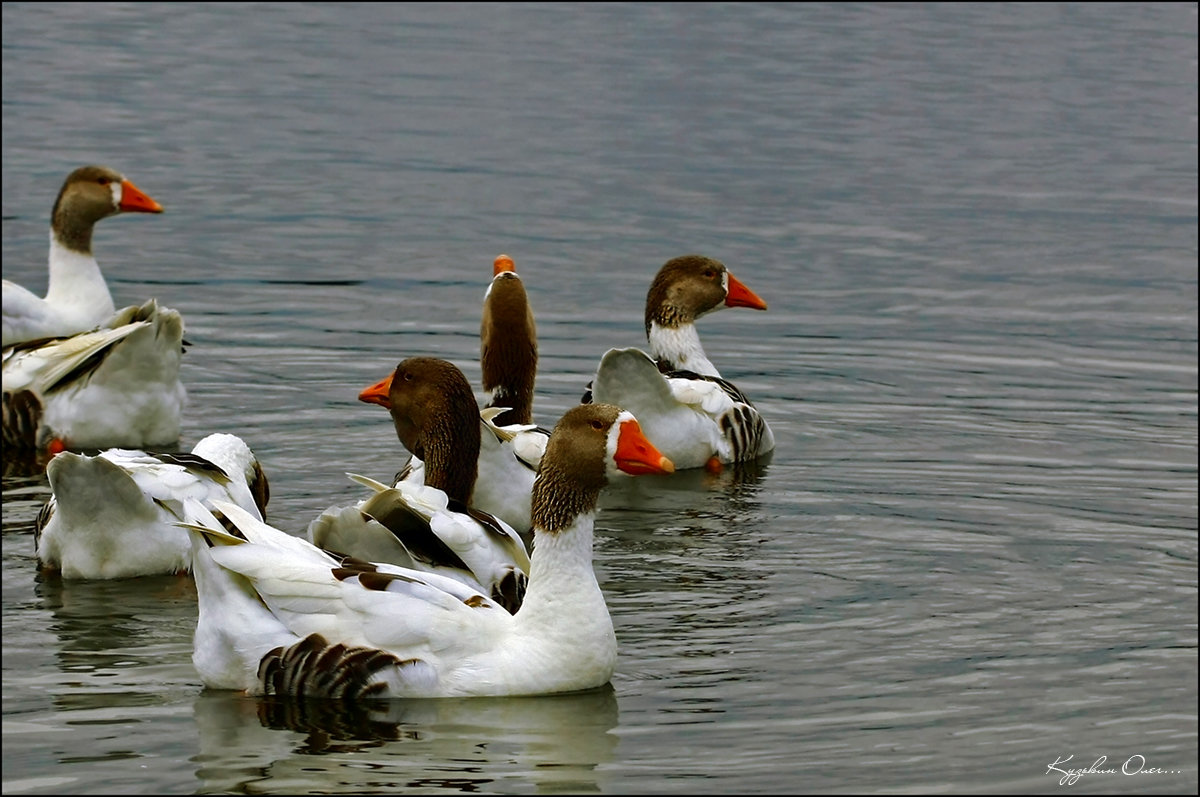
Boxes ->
[704,269,715,279]
[97,177,110,186]
[590,420,604,430]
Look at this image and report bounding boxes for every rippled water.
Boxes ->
[3,3,1197,794]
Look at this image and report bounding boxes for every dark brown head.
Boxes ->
[531,403,674,533]
[359,357,482,503]
[643,254,767,336]
[51,165,163,253]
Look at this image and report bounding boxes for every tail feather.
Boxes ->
[493,567,527,615]
[358,490,471,572]
[3,322,149,395]
[346,472,392,493]
[179,498,246,546]
[183,497,297,693]
[480,406,538,442]
[47,452,159,526]
[591,347,677,411]
[258,633,415,700]
[307,501,417,568]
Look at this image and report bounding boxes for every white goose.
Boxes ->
[397,254,549,532]
[586,254,775,471]
[184,402,674,699]
[308,357,533,612]
[36,432,269,580]
[2,166,186,454]
[2,297,188,453]
[3,165,164,348]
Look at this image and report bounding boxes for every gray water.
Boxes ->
[2,3,1196,794]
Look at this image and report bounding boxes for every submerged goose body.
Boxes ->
[3,165,164,348]
[185,403,674,699]
[586,254,775,470]
[308,358,531,612]
[2,298,188,451]
[36,432,269,580]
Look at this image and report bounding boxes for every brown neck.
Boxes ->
[418,410,481,505]
[481,275,537,425]
[530,460,600,534]
[484,384,534,427]
[51,203,96,255]
[643,279,696,337]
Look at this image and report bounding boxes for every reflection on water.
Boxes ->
[193,687,620,794]
[615,449,772,495]
[2,447,55,479]
[598,455,775,603]
[34,572,200,714]
[36,569,197,626]
[255,695,426,749]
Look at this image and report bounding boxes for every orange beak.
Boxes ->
[358,374,393,408]
[494,254,516,276]
[119,179,164,213]
[725,273,767,310]
[615,418,675,475]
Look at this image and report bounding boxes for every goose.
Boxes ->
[308,357,533,612]
[481,253,538,427]
[585,254,775,471]
[2,297,188,452]
[397,254,549,530]
[3,165,164,348]
[183,401,674,699]
[36,432,269,580]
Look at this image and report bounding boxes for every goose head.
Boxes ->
[532,403,674,534]
[51,165,163,254]
[359,357,482,504]
[644,254,767,336]
[643,254,768,374]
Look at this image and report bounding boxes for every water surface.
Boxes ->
[2,3,1196,794]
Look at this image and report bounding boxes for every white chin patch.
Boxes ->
[111,181,124,209]
[606,410,638,474]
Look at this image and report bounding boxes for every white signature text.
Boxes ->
[1046,755,1182,786]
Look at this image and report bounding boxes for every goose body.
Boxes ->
[393,406,546,535]
[587,254,775,470]
[3,165,164,348]
[2,298,188,451]
[185,402,674,699]
[36,432,269,579]
[308,358,532,612]
[309,471,531,613]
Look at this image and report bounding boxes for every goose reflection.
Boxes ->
[600,448,771,510]
[2,443,54,477]
[599,448,773,563]
[34,571,199,713]
[192,685,619,793]
[595,450,775,641]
